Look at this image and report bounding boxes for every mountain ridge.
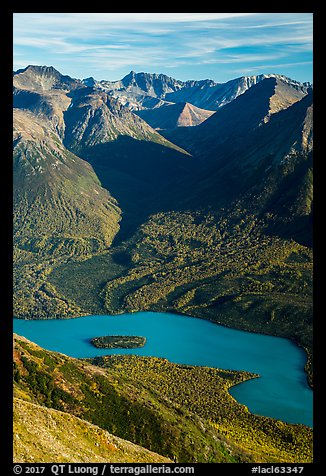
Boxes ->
[13,65,83,92]
[83,69,311,112]
[160,78,313,245]
[163,77,312,159]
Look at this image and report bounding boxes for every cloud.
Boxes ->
[13,13,312,52]
[231,61,313,76]
[14,12,254,26]
[13,12,313,83]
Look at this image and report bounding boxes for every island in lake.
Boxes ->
[90,335,146,349]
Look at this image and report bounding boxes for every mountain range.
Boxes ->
[13,65,313,463]
[84,69,311,111]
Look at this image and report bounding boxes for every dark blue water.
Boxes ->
[13,311,313,427]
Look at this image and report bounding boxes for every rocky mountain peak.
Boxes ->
[82,77,97,87]
[264,76,310,120]
[18,65,60,76]
[136,101,215,130]
[13,65,82,92]
[121,70,137,85]
[120,71,184,97]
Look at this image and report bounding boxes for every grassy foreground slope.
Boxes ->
[14,335,312,463]
[14,398,171,463]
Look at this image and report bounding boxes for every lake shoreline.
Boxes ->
[155,307,313,389]
[13,310,313,427]
[14,306,312,388]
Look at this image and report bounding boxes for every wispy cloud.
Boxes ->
[228,60,313,85]
[13,12,313,83]
[14,13,254,26]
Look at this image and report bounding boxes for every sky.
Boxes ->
[13,13,313,84]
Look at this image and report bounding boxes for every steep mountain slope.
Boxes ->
[63,86,170,152]
[162,77,313,245]
[13,108,121,256]
[165,74,310,111]
[12,66,190,319]
[231,94,313,246]
[13,334,249,463]
[13,107,121,319]
[13,334,313,463]
[14,398,172,463]
[136,102,215,130]
[164,77,310,156]
[62,83,191,240]
[87,70,310,112]
[13,65,84,137]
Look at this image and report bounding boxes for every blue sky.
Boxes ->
[13,13,313,84]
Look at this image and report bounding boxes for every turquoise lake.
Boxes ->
[13,311,313,427]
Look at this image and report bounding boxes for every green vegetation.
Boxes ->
[14,335,312,463]
[13,71,313,386]
[48,208,312,384]
[13,67,313,464]
[13,107,122,320]
[14,398,172,463]
[90,335,146,349]
[92,354,313,463]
